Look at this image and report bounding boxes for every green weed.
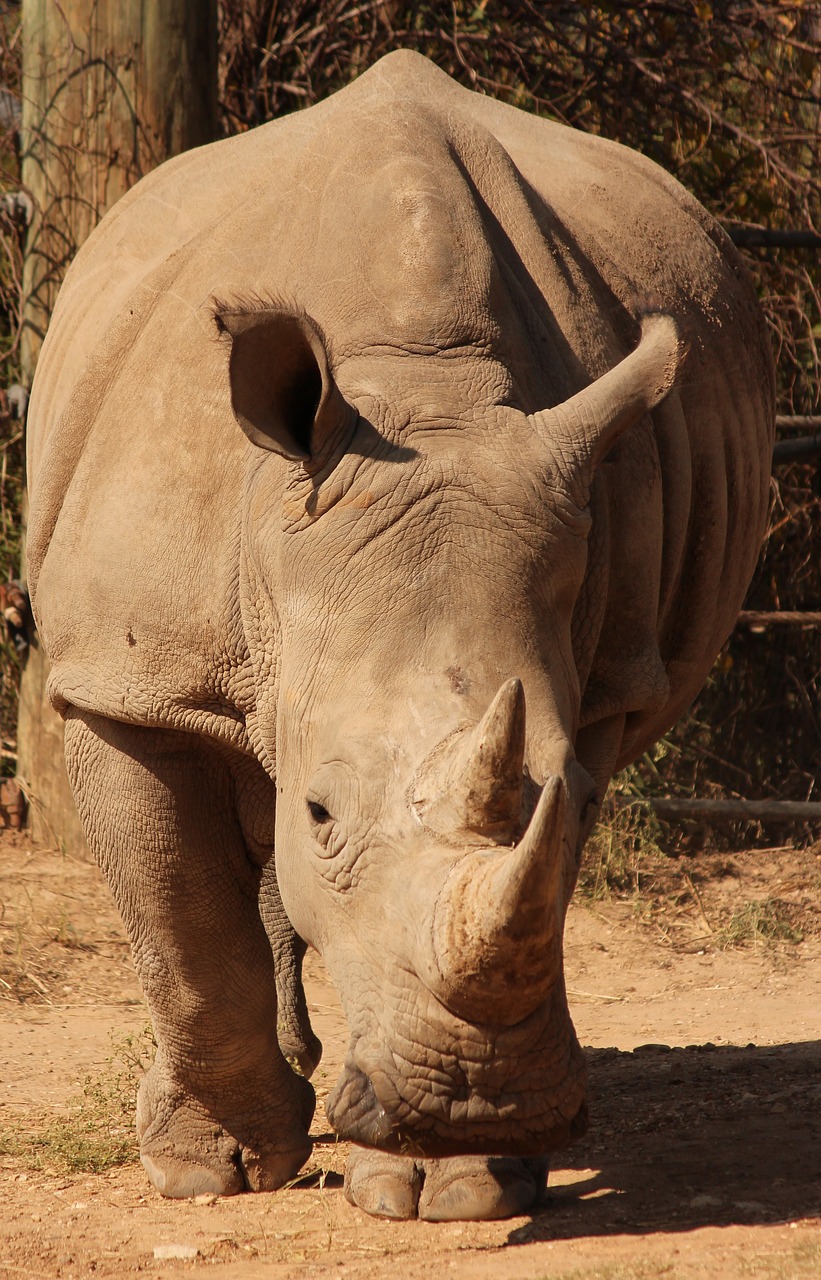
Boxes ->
[0,1023,154,1174]
[578,769,665,901]
[717,898,805,949]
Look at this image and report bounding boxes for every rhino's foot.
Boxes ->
[136,1064,314,1198]
[344,1147,549,1221]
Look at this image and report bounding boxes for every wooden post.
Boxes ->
[17,0,217,853]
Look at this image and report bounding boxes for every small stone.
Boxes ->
[153,1244,200,1260]
[193,1193,218,1206]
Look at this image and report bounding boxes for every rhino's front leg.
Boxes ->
[258,864,323,1079]
[64,709,314,1198]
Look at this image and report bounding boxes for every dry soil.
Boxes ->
[0,829,819,1280]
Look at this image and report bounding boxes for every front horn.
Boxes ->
[426,775,567,1026]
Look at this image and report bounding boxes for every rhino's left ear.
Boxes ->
[215,306,354,463]
[529,312,685,497]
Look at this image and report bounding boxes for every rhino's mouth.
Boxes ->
[324,1017,589,1158]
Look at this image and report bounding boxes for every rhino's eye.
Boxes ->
[307,799,332,825]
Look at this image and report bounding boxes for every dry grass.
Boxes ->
[0,886,91,1003]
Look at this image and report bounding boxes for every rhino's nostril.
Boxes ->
[326,1062,397,1146]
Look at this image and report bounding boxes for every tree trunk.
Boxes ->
[17,0,217,854]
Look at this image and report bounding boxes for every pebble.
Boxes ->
[153,1244,200,1260]
[193,1193,218,1206]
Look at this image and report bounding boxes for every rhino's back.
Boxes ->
[27,51,773,748]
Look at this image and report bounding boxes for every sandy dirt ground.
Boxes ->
[0,829,819,1280]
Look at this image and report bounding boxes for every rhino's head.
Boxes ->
[216,302,681,1157]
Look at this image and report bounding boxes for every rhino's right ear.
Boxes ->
[215,306,354,463]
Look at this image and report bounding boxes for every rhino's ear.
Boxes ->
[215,306,353,463]
[529,312,684,497]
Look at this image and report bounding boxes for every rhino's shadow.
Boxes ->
[509,1039,821,1241]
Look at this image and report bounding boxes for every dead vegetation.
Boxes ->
[0,859,95,1003]
[0,835,138,1010]
[578,789,821,953]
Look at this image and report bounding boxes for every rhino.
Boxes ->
[26,51,774,1220]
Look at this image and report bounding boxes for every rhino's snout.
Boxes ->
[325,985,589,1159]
[318,680,593,1160]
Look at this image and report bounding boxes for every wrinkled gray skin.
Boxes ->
[26,52,774,1220]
